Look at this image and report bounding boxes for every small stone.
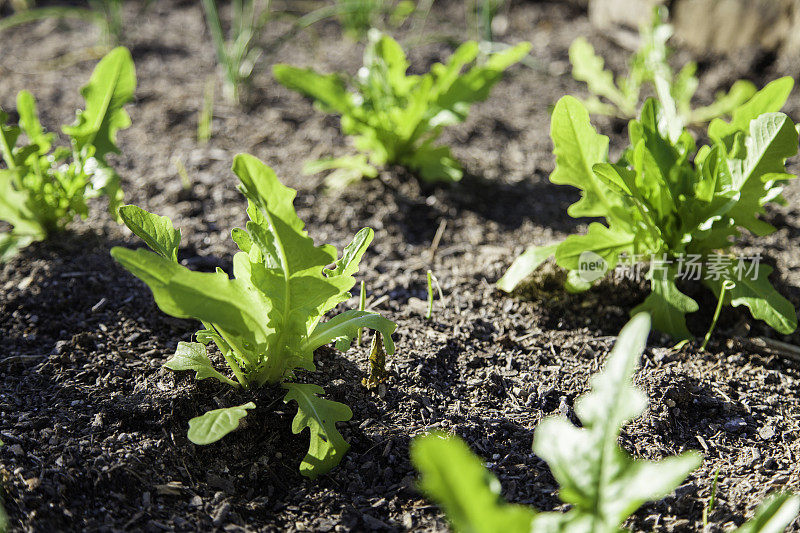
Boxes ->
[190,495,203,508]
[9,444,23,456]
[362,514,389,530]
[54,340,69,355]
[758,425,776,440]
[558,396,570,417]
[724,418,747,433]
[212,502,231,527]
[91,298,107,313]
[315,518,336,532]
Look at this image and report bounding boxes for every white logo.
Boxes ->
[578,251,608,283]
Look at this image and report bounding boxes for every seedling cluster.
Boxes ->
[2,2,800,531]
[0,47,135,260]
[500,79,798,341]
[274,30,530,186]
[112,154,396,477]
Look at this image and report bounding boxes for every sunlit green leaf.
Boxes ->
[412,432,536,533]
[187,402,256,445]
[283,383,352,479]
[119,204,181,261]
[165,341,238,387]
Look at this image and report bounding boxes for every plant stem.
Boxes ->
[425,270,433,320]
[201,0,236,101]
[702,466,721,531]
[357,280,366,345]
[701,280,734,351]
[198,76,215,144]
[202,320,249,388]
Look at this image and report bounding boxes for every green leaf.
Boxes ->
[231,227,252,253]
[734,493,800,533]
[564,269,594,293]
[0,110,20,169]
[404,143,463,183]
[283,382,352,479]
[434,41,531,119]
[0,232,35,263]
[726,113,798,236]
[16,90,52,154]
[273,64,353,115]
[533,313,702,530]
[632,264,699,340]
[690,79,757,125]
[187,402,255,445]
[0,170,42,238]
[411,432,536,533]
[324,227,374,278]
[706,262,797,335]
[62,46,136,160]
[303,154,378,189]
[110,247,273,348]
[569,37,636,116]
[709,77,794,143]
[555,222,634,272]
[371,34,410,90]
[549,96,619,219]
[303,309,396,354]
[497,243,559,292]
[118,204,181,261]
[165,341,238,387]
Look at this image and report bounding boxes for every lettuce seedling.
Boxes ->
[570,7,756,130]
[274,30,530,187]
[0,46,135,261]
[412,314,800,533]
[111,154,396,478]
[499,78,798,340]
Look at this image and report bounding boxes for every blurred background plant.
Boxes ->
[0,0,126,46]
[335,0,416,40]
[201,0,271,105]
[569,6,756,129]
[468,0,505,45]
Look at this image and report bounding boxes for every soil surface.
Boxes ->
[2,1,800,531]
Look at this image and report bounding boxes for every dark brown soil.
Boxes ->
[1,1,800,531]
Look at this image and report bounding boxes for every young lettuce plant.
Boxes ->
[110,153,396,478]
[273,30,530,187]
[570,7,756,130]
[0,46,135,261]
[498,78,798,341]
[411,314,800,533]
